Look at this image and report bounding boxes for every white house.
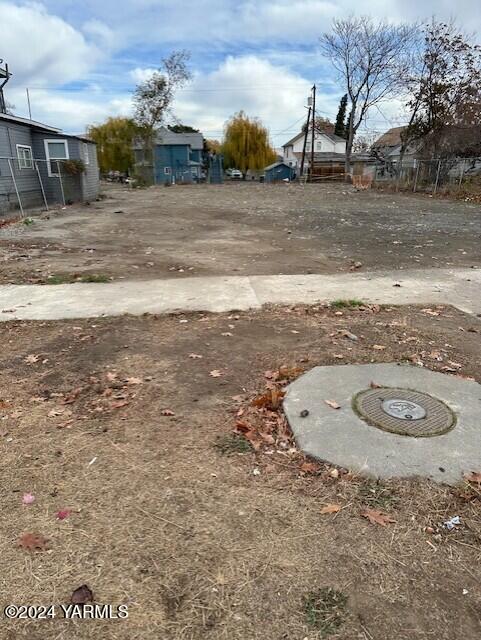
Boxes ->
[282,130,346,168]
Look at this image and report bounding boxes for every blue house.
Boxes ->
[133,127,203,185]
[264,161,295,183]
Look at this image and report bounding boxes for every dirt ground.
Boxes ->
[1,302,480,639]
[0,182,480,284]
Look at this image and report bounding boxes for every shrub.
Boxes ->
[62,159,86,175]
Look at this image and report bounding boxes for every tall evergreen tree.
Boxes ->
[334,94,348,138]
[344,110,352,141]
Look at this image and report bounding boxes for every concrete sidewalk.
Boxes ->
[0,268,479,321]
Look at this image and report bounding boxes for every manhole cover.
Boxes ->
[354,388,455,437]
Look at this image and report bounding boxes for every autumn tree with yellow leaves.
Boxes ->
[87,117,140,174]
[222,112,276,178]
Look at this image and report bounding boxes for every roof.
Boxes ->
[265,161,291,171]
[373,126,406,149]
[155,126,204,150]
[0,113,96,143]
[0,112,61,133]
[283,130,346,148]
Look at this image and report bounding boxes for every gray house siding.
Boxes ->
[0,122,44,212]
[81,141,100,201]
[31,133,81,204]
[0,114,99,216]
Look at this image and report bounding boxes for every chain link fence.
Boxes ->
[372,157,481,194]
[0,156,77,219]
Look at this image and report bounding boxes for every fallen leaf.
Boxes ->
[24,354,40,364]
[361,508,396,526]
[221,332,233,337]
[62,387,83,404]
[125,377,142,385]
[111,400,129,409]
[210,370,222,378]
[321,504,342,515]
[189,353,203,359]
[71,585,94,604]
[370,381,382,389]
[106,372,117,381]
[421,308,440,316]
[464,471,481,485]
[18,532,48,552]
[22,493,35,505]
[56,509,71,520]
[48,408,72,418]
[300,462,319,474]
[372,345,386,351]
[252,388,285,410]
[160,409,175,416]
[324,399,341,410]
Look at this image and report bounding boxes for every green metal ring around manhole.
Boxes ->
[353,387,456,437]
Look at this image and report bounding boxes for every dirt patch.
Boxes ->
[0,182,480,284]
[0,304,480,639]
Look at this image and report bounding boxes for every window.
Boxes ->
[305,143,311,152]
[164,167,171,174]
[16,145,33,170]
[316,142,322,150]
[44,139,69,176]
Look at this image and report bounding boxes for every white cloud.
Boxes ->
[8,86,132,133]
[82,19,116,51]
[0,1,100,86]
[129,68,158,83]
[172,55,317,144]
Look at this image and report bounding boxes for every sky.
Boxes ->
[1,1,480,147]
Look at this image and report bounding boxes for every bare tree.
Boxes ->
[320,17,416,177]
[400,20,481,164]
[133,50,191,166]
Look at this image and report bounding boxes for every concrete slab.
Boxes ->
[250,268,480,314]
[0,276,260,321]
[0,268,478,321]
[283,363,481,485]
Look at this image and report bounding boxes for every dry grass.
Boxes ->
[0,304,480,639]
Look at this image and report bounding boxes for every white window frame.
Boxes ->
[316,142,322,150]
[44,139,69,177]
[164,167,171,175]
[82,142,90,166]
[16,144,33,170]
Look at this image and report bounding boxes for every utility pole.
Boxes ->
[0,60,11,114]
[26,88,32,120]
[310,84,316,182]
[299,106,311,182]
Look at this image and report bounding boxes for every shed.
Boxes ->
[264,162,294,183]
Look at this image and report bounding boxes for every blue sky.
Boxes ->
[2,1,480,146]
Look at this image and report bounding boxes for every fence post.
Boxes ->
[35,161,49,211]
[7,158,24,217]
[458,159,466,188]
[58,162,66,206]
[433,159,441,195]
[413,162,420,192]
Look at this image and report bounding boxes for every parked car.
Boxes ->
[225,168,242,179]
